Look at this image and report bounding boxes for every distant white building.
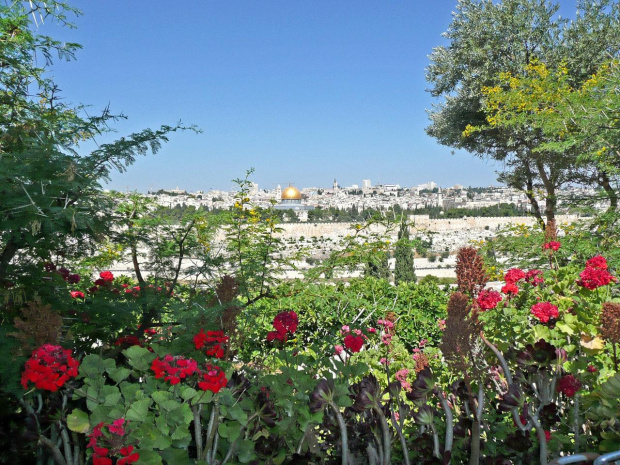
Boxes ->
[417,182,437,191]
[362,179,371,189]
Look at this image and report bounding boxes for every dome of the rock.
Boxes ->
[281,185,302,200]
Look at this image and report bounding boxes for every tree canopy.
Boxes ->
[426,0,620,229]
[0,1,190,285]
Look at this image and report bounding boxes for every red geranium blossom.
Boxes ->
[543,241,561,251]
[273,311,298,334]
[577,266,616,290]
[530,302,559,323]
[586,255,608,270]
[504,268,526,284]
[193,329,229,359]
[100,271,115,282]
[197,364,228,393]
[343,334,364,353]
[501,283,519,295]
[70,290,85,299]
[108,418,126,436]
[151,355,198,385]
[525,269,544,286]
[557,374,581,398]
[114,335,142,347]
[477,289,502,311]
[21,344,79,391]
[88,421,139,465]
[267,311,298,343]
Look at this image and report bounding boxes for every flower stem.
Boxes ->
[329,402,349,465]
[373,405,391,465]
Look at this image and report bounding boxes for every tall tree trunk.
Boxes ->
[0,234,20,283]
[599,170,618,213]
[522,159,545,231]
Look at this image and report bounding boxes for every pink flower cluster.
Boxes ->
[577,255,616,290]
[21,344,80,392]
[267,311,298,343]
[477,289,502,311]
[530,302,559,323]
[395,369,411,391]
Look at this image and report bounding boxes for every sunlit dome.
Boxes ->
[281,185,302,200]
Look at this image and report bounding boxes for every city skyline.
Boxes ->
[43,1,577,192]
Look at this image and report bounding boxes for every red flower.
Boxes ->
[197,364,227,393]
[273,311,298,334]
[194,329,229,359]
[109,418,126,436]
[44,262,57,272]
[94,278,107,286]
[21,345,79,391]
[530,302,559,323]
[343,334,364,353]
[504,268,525,284]
[543,241,561,251]
[477,289,502,311]
[586,255,608,270]
[577,266,616,290]
[70,290,85,299]
[501,283,519,295]
[88,421,139,465]
[58,268,70,279]
[114,335,142,347]
[544,430,551,443]
[88,286,99,293]
[67,273,81,284]
[151,355,198,385]
[587,364,597,373]
[525,269,544,286]
[557,374,581,398]
[93,457,112,465]
[100,271,115,282]
[267,311,298,343]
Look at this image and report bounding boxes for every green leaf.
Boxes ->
[158,449,192,465]
[80,354,116,378]
[108,366,132,384]
[66,409,90,434]
[179,386,197,401]
[151,390,172,406]
[135,449,163,465]
[237,439,256,463]
[104,391,122,407]
[556,322,575,335]
[126,398,152,422]
[124,346,156,372]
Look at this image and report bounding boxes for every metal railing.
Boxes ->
[549,450,620,464]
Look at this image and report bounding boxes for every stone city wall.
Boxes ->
[271,214,579,239]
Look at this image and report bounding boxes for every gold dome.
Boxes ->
[281,185,302,200]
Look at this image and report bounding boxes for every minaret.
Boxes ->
[276,184,282,199]
[333,179,338,190]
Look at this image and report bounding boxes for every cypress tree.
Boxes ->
[394,220,416,285]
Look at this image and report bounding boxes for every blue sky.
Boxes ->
[41,1,574,192]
